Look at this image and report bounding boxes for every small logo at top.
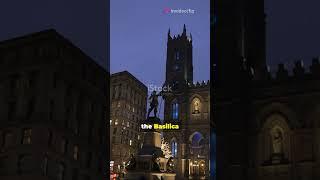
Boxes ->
[163,7,171,14]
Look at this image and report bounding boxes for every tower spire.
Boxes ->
[168,28,172,40]
[182,24,187,36]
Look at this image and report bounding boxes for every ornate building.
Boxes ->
[214,0,318,179]
[0,30,108,180]
[163,25,210,179]
[110,71,147,174]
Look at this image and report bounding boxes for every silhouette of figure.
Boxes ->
[147,91,162,118]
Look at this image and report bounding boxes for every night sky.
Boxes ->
[0,0,108,70]
[1,1,319,78]
[111,0,210,90]
[265,0,320,72]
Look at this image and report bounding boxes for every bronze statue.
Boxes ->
[147,90,163,118]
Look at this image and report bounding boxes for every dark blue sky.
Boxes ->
[110,0,210,89]
[265,0,320,72]
[1,1,319,76]
[0,0,108,69]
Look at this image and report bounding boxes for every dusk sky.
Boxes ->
[0,0,108,69]
[265,0,320,72]
[0,1,319,76]
[111,0,210,90]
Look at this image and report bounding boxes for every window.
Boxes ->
[110,119,112,125]
[18,154,33,174]
[129,140,132,146]
[48,131,53,147]
[171,101,179,120]
[73,145,79,160]
[57,163,65,180]
[65,107,70,128]
[175,50,180,60]
[115,119,118,125]
[3,132,13,148]
[53,72,58,88]
[113,128,117,134]
[61,138,68,154]
[49,100,54,121]
[42,156,48,176]
[8,101,16,121]
[86,152,92,168]
[22,129,32,145]
[28,71,38,89]
[171,140,178,157]
[26,98,35,120]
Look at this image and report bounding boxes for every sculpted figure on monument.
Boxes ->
[271,128,283,154]
[147,90,163,118]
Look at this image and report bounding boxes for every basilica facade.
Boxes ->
[162,25,210,179]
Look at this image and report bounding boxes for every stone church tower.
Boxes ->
[214,0,319,179]
[163,25,210,179]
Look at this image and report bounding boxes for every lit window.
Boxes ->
[73,145,79,160]
[175,51,180,60]
[132,107,135,113]
[22,129,32,145]
[115,119,118,125]
[127,122,130,127]
[171,140,178,157]
[172,101,179,120]
[110,119,112,125]
[137,135,140,140]
[117,102,121,107]
[129,140,132,146]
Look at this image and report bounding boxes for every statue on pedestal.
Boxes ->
[272,129,283,155]
[147,90,163,118]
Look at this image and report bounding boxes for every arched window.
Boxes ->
[171,100,179,120]
[190,132,204,147]
[171,139,178,157]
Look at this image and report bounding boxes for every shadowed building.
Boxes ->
[163,25,210,179]
[0,30,108,180]
[214,0,318,179]
[110,71,147,174]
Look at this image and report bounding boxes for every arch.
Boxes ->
[255,102,298,131]
[189,94,204,115]
[259,113,292,164]
[189,131,204,147]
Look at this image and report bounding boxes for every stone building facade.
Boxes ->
[163,25,210,179]
[0,30,108,180]
[214,0,319,179]
[110,71,147,173]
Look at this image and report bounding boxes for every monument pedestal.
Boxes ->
[125,117,176,180]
